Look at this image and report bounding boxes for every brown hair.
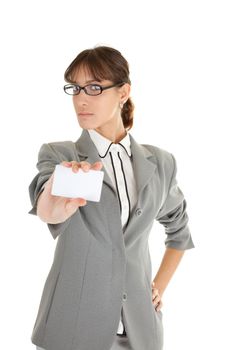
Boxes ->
[64,46,134,130]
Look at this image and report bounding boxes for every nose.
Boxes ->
[73,89,88,106]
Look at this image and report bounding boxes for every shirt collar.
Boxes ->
[87,129,132,158]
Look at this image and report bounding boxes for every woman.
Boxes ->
[28,46,194,350]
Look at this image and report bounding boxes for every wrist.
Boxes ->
[152,281,164,297]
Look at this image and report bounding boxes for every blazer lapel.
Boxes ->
[129,134,157,197]
[75,129,116,193]
[123,134,157,233]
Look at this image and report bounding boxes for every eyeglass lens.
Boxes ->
[65,84,102,95]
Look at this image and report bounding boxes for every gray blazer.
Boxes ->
[28,129,194,350]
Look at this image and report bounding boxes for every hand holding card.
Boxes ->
[51,164,104,202]
[36,161,103,224]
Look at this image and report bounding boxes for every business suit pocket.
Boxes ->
[45,271,60,324]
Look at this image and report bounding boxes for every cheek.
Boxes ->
[72,95,118,117]
[72,98,78,112]
[101,96,118,114]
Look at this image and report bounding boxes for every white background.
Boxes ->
[0,1,232,349]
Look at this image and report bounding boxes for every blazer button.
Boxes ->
[123,293,127,301]
[135,208,142,216]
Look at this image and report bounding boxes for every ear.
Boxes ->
[119,83,131,103]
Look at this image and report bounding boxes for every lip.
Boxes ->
[78,113,94,116]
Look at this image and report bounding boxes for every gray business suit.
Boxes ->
[28,129,194,350]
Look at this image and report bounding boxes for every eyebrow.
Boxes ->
[71,78,103,85]
[84,79,102,84]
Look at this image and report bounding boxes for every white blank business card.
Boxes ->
[51,164,104,202]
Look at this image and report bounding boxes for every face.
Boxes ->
[71,68,130,137]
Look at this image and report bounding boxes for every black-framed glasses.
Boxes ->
[63,82,125,96]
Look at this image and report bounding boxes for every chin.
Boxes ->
[78,121,97,130]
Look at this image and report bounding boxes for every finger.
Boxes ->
[154,298,161,308]
[152,292,160,301]
[153,295,161,305]
[66,198,87,211]
[61,161,102,173]
[71,161,81,173]
[152,287,159,298]
[60,161,72,167]
[155,300,163,312]
[79,161,91,172]
[91,161,103,170]
[73,198,87,206]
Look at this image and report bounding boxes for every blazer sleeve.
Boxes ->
[28,143,72,240]
[156,153,195,250]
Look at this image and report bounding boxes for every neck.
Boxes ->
[94,119,127,143]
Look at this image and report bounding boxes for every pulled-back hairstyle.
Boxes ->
[64,46,134,130]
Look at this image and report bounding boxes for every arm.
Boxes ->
[152,247,185,310]
[152,153,195,310]
[28,143,103,239]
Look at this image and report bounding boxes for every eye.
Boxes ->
[89,84,101,91]
[73,85,80,92]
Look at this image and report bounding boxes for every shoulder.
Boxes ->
[140,143,178,194]
[38,140,77,162]
[139,143,177,184]
[129,132,176,176]
[48,140,75,151]
[141,143,175,170]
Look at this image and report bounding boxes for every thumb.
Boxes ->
[66,198,86,211]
